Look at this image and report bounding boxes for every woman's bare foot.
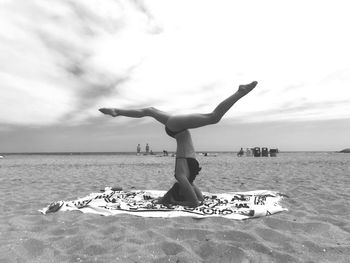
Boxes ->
[238,81,258,96]
[99,108,119,117]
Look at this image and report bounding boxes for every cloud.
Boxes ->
[0,0,163,127]
[130,0,163,34]
[1,0,350,130]
[233,99,350,123]
[2,0,350,152]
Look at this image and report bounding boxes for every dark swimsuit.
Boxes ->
[165,126,201,184]
[162,126,202,203]
[175,157,201,184]
[165,159,201,203]
[165,126,183,138]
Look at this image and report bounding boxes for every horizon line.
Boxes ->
[0,150,345,155]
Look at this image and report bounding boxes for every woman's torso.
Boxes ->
[175,130,196,158]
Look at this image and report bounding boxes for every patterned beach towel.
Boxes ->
[40,188,288,220]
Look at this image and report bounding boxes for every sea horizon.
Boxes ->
[0,150,346,155]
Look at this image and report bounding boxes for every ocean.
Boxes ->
[0,152,349,262]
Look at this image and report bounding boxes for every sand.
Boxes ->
[0,152,349,262]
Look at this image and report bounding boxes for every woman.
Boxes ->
[99,81,258,207]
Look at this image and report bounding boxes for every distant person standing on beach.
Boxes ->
[136,144,141,155]
[99,81,258,207]
[145,143,150,155]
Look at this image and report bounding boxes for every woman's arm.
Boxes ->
[192,183,204,202]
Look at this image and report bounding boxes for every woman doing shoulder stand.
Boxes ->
[99,81,258,207]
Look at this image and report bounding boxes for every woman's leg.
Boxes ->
[99,107,170,125]
[166,81,257,131]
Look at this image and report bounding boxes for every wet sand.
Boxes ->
[0,152,349,262]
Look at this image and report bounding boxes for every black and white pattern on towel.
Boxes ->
[40,188,288,220]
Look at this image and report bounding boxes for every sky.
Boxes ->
[1,0,350,153]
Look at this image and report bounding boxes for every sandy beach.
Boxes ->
[0,152,349,262]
